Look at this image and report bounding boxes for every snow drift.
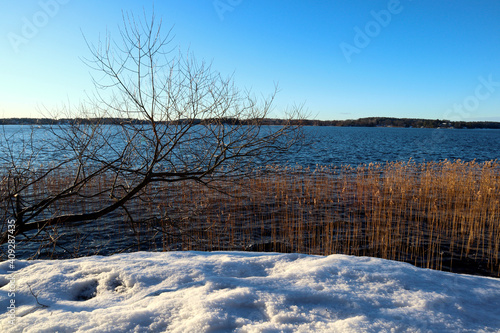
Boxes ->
[1,251,499,332]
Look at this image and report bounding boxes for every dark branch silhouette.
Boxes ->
[0,12,305,254]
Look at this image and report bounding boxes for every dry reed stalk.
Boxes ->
[2,160,499,276]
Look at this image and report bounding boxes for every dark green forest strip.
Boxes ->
[2,117,500,129]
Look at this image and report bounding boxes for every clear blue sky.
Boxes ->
[1,0,499,121]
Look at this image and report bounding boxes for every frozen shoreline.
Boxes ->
[1,251,499,332]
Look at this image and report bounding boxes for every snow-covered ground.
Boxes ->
[1,252,499,332]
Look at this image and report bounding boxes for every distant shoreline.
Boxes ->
[1,117,500,129]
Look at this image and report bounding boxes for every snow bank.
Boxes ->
[1,251,499,332]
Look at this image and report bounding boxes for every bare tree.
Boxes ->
[0,12,304,257]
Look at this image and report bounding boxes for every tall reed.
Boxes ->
[2,160,499,277]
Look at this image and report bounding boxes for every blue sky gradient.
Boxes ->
[1,0,499,121]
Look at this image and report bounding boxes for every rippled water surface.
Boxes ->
[294,126,500,167]
[2,125,499,167]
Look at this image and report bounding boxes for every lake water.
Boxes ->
[293,126,500,167]
[2,125,499,167]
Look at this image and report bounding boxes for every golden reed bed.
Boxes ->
[3,160,500,277]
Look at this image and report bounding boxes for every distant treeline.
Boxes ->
[1,117,500,129]
[289,117,500,129]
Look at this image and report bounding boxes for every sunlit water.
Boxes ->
[293,126,500,167]
[1,125,499,166]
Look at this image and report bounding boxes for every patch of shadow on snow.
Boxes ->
[70,269,135,302]
[105,274,128,293]
[145,281,206,298]
[0,276,9,288]
[74,280,98,301]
